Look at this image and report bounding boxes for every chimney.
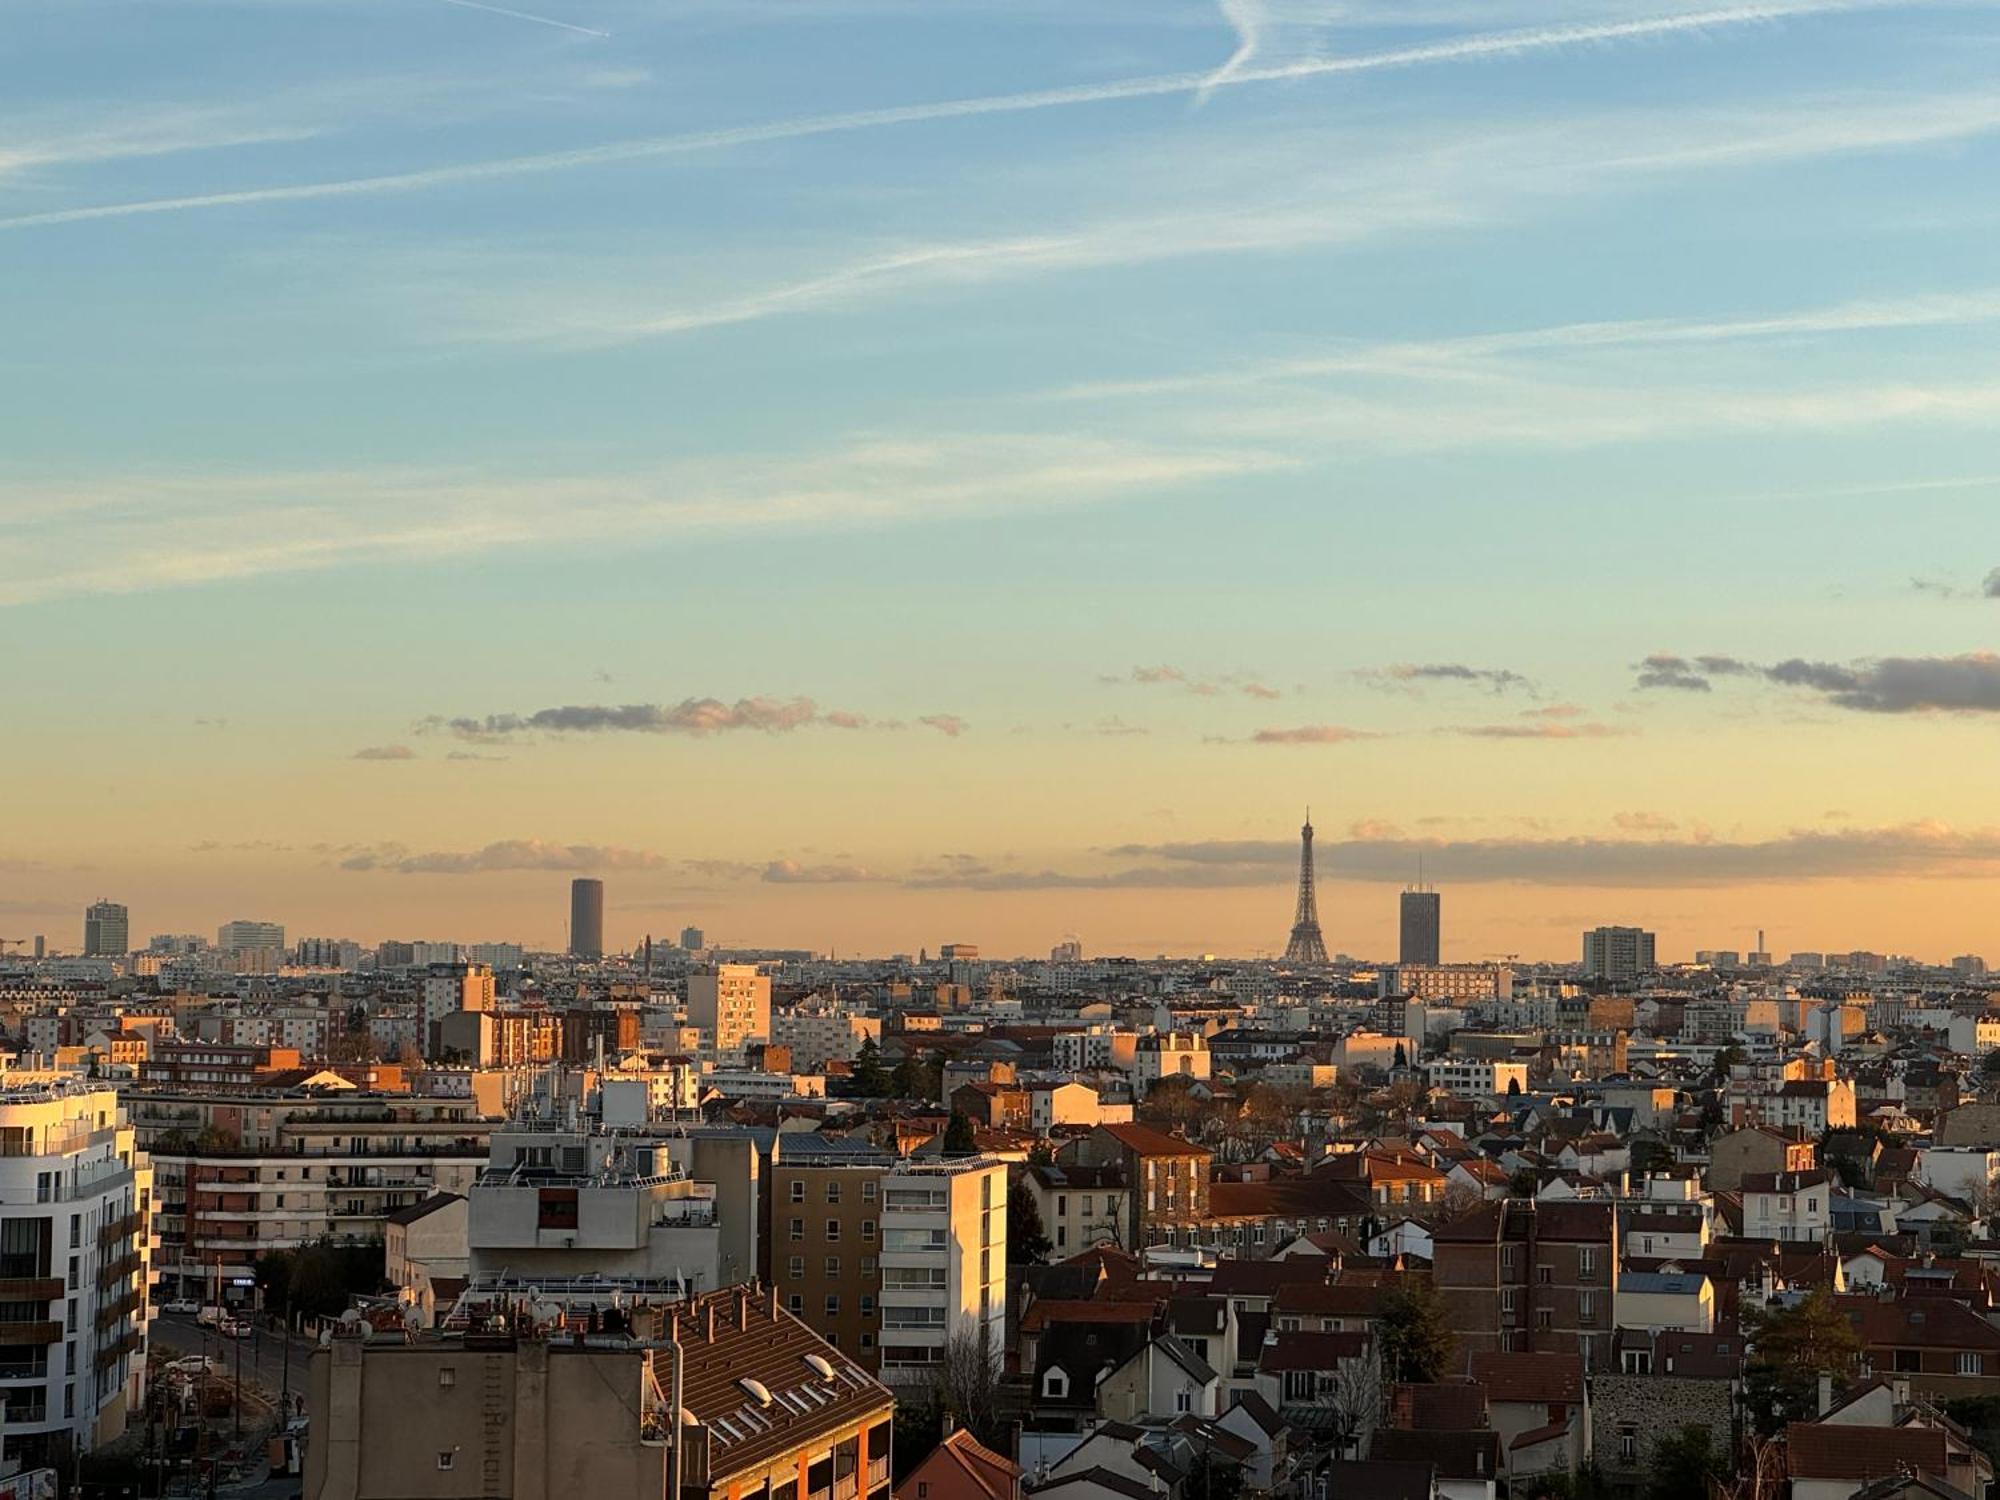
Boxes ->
[770,1284,779,1318]
[706,1301,716,1343]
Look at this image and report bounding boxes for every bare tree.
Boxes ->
[930,1328,1003,1447]
[1319,1339,1386,1460]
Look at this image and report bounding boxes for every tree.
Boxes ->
[1743,1288,1864,1435]
[929,1330,1002,1448]
[852,1038,890,1096]
[941,1111,977,1157]
[1374,1280,1456,1384]
[1712,1045,1746,1084]
[1393,1042,1409,1070]
[1008,1183,1053,1265]
[1647,1425,1724,1500]
[1506,1076,1523,1097]
[1320,1336,1385,1458]
[891,1055,935,1101]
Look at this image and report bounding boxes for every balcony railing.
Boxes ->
[99,1212,143,1246]
[0,1279,63,1303]
[0,1324,61,1348]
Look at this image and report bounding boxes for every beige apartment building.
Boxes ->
[687,966,771,1062]
[761,1138,1005,1388]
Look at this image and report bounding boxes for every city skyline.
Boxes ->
[7,1,2000,956]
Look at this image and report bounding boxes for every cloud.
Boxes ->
[1986,569,2000,599]
[918,714,969,738]
[351,744,416,761]
[342,839,665,874]
[1448,721,1626,740]
[1005,820,2000,891]
[1385,662,1534,694]
[761,859,884,884]
[1613,811,1679,833]
[1115,665,1280,700]
[0,2,1875,233]
[445,750,507,762]
[1634,653,1758,692]
[1637,650,2000,713]
[1095,717,1150,737]
[0,434,1280,608]
[1250,724,1378,745]
[425,697,844,740]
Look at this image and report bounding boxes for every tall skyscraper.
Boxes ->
[83,899,129,958]
[1582,925,1657,980]
[1282,811,1329,964]
[570,877,605,959]
[1399,888,1441,966]
[680,925,705,951]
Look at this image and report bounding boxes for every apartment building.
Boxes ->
[136,1093,492,1300]
[1741,1170,1832,1243]
[1381,964,1515,1003]
[1063,1124,1210,1252]
[1021,1164,1129,1256]
[1424,1058,1530,1102]
[768,1007,881,1071]
[306,1283,894,1500]
[762,1138,1006,1387]
[0,1075,154,1469]
[1132,1032,1210,1098]
[687,966,771,1063]
[421,963,496,1053]
[138,1042,304,1090]
[1434,1201,1617,1370]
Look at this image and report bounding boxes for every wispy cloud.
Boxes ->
[436,0,608,38]
[0,1,1897,232]
[762,859,884,884]
[426,698,827,739]
[1249,724,1377,745]
[0,434,1282,607]
[1447,720,1627,740]
[342,838,665,874]
[1108,664,1284,700]
[351,744,417,761]
[918,714,970,738]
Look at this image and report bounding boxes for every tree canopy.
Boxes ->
[1375,1280,1456,1384]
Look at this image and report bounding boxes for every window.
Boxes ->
[790,1218,804,1242]
[437,1453,456,1471]
[862,1257,878,1277]
[862,1219,876,1242]
[826,1257,841,1277]
[789,1257,805,1280]
[1501,1244,1517,1271]
[825,1294,840,1317]
[861,1296,875,1316]
[1175,1391,1193,1413]
[827,1182,842,1205]
[1618,1427,1638,1462]
[791,1182,805,1203]
[1043,1368,1069,1400]
[862,1180,878,1202]
[1501,1289,1518,1315]
[787,1295,804,1315]
[1579,1292,1595,1324]
[1537,1308,1553,1330]
[826,1220,841,1243]
[1537,1265,1554,1286]
[439,1367,456,1388]
[1961,1353,1985,1376]
[1579,1247,1597,1279]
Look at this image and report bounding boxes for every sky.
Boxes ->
[6,0,2000,962]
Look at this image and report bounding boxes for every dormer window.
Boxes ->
[1043,1367,1069,1400]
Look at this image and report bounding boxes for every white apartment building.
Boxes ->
[0,1075,155,1468]
[1133,1032,1210,1099]
[420,963,496,1050]
[1051,1028,1138,1074]
[216,921,285,953]
[466,1126,721,1289]
[1384,964,1517,1003]
[1424,1058,1530,1101]
[1949,1015,2000,1056]
[878,1158,1006,1389]
[768,1007,881,1071]
[1741,1170,1831,1243]
[686,966,771,1063]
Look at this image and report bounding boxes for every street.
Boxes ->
[150,1315,313,1414]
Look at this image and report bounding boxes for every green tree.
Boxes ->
[1008,1185,1053,1265]
[1374,1280,1456,1384]
[1506,1076,1523,1096]
[851,1037,890,1096]
[1712,1045,1745,1084]
[1646,1425,1724,1500]
[1743,1288,1864,1435]
[1393,1042,1409,1070]
[941,1111,978,1157]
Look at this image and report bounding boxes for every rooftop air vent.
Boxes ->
[804,1353,836,1381]
[739,1378,774,1407]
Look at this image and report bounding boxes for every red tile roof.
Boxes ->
[1785,1423,1946,1481]
[1468,1351,1584,1406]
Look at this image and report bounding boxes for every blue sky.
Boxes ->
[6,0,2000,958]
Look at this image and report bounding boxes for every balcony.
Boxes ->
[0,1324,61,1348]
[0,1280,63,1303]
[99,1212,143,1246]
[98,1252,141,1288]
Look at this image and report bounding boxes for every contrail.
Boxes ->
[1199,0,1269,104]
[0,0,1898,232]
[436,0,608,38]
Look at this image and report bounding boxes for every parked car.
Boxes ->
[219,1318,250,1339]
[166,1356,224,1376]
[161,1298,200,1315]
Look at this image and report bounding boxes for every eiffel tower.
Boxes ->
[1282,810,1330,964]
